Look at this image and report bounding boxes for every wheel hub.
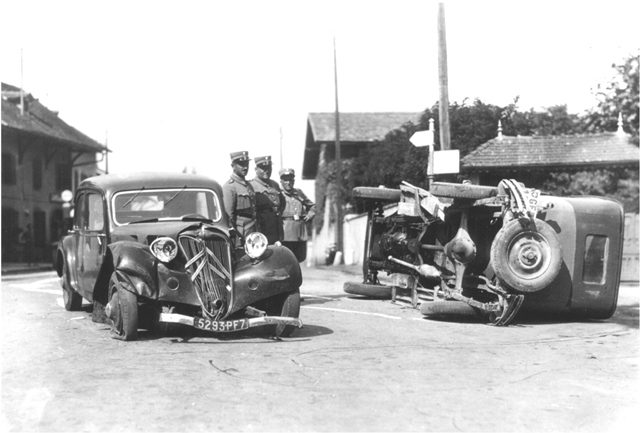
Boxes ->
[509,234,549,278]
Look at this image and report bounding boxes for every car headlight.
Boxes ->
[150,237,178,263]
[245,232,268,259]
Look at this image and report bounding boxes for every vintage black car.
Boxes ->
[345,179,624,325]
[56,173,303,340]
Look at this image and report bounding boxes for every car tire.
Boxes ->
[420,300,483,320]
[108,275,139,341]
[352,187,402,202]
[491,217,562,294]
[61,261,83,311]
[343,282,392,299]
[264,289,301,338]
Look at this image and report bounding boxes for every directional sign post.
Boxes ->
[409,130,434,147]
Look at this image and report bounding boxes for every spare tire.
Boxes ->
[343,282,392,299]
[491,218,562,294]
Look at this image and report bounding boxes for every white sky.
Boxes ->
[1,0,638,198]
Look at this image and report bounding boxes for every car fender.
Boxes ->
[105,241,157,300]
[57,235,80,292]
[229,246,302,315]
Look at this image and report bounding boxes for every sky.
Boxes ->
[1,0,638,198]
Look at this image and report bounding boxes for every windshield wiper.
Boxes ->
[128,217,159,225]
[164,186,186,207]
[121,187,146,209]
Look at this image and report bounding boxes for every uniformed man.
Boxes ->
[279,168,316,262]
[223,151,257,247]
[249,155,285,245]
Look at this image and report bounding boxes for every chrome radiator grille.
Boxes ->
[179,234,232,320]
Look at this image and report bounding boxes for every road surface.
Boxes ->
[1,266,638,432]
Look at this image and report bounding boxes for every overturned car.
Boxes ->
[57,173,302,340]
[344,179,624,325]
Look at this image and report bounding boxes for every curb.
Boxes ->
[1,265,55,276]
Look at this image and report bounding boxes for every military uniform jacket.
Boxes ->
[223,173,257,240]
[282,188,316,241]
[250,177,285,244]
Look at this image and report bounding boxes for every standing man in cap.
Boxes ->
[250,155,285,245]
[223,151,257,248]
[279,168,316,262]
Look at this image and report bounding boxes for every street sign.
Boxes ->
[433,150,460,174]
[410,130,434,147]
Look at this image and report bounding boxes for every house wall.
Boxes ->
[1,128,102,263]
[622,213,639,282]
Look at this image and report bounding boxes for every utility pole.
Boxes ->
[437,2,451,151]
[279,127,283,168]
[105,130,109,174]
[20,49,24,115]
[333,35,343,263]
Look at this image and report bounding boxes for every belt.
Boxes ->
[283,215,305,220]
[257,206,280,213]
[237,210,255,218]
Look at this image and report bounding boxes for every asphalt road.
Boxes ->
[1,266,638,432]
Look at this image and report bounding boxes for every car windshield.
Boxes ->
[112,188,222,225]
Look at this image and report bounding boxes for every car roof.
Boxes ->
[78,172,223,197]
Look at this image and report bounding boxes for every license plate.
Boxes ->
[193,317,249,332]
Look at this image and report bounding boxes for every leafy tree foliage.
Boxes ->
[584,51,639,143]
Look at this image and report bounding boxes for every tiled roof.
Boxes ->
[1,82,106,152]
[307,112,421,142]
[462,133,639,170]
[302,112,421,179]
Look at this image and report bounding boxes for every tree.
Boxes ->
[584,51,639,143]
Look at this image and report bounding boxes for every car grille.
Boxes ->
[179,234,232,320]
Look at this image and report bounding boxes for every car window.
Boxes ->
[582,235,608,284]
[87,193,105,231]
[74,192,86,229]
[112,188,221,225]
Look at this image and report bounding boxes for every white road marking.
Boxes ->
[301,294,335,301]
[302,306,402,320]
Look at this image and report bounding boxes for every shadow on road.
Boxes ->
[513,302,638,330]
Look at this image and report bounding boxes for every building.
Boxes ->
[2,82,108,263]
[460,120,639,196]
[303,112,422,265]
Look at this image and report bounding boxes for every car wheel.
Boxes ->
[420,300,483,320]
[107,274,139,341]
[61,260,83,311]
[491,217,562,294]
[352,187,402,202]
[343,282,392,299]
[264,289,300,338]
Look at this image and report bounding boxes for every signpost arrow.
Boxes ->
[409,130,434,147]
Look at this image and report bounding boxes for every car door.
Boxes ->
[79,190,108,300]
[69,191,86,294]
